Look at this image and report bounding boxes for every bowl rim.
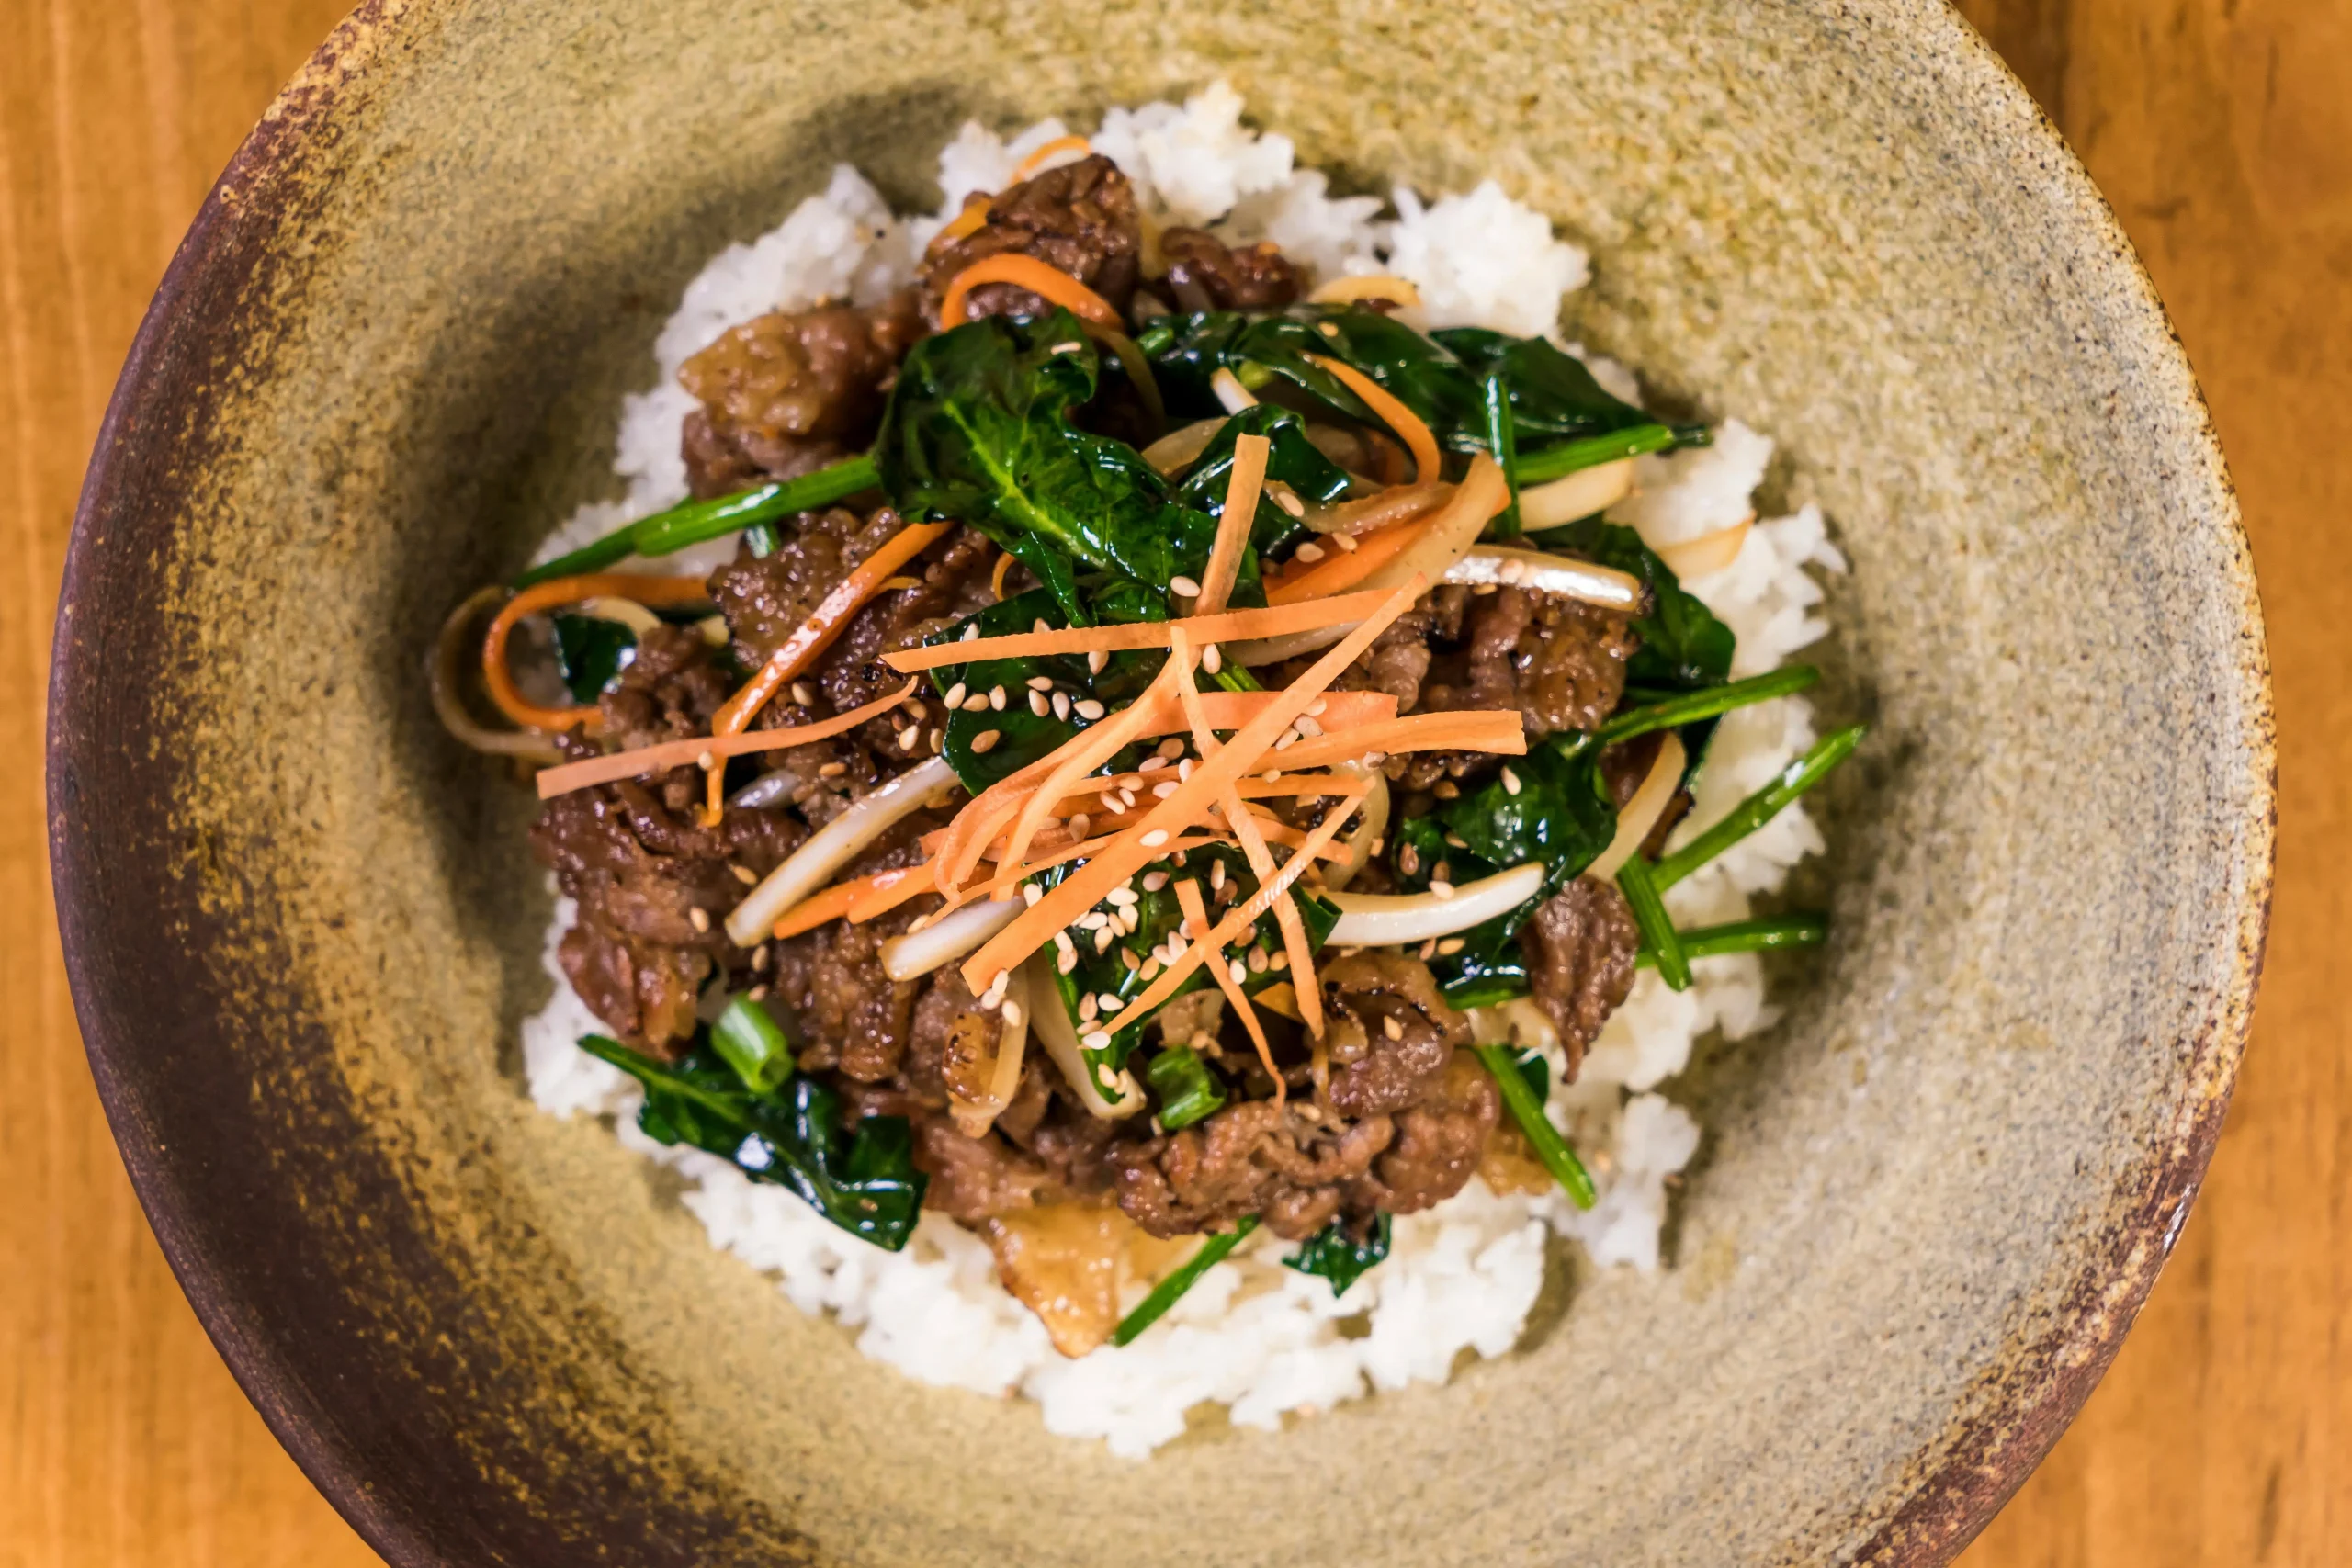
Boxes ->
[47,2,2276,1563]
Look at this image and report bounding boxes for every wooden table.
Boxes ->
[1,2,2340,1562]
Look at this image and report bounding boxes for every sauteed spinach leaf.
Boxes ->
[1284,1213,1392,1296]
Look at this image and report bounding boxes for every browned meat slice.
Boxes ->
[1520,877,1641,1077]
[556,922,706,1055]
[1110,1100,1397,1242]
[1392,585,1638,791]
[769,900,922,1083]
[980,1201,1197,1358]
[916,1115,1057,1221]
[1319,951,1474,1117]
[918,154,1142,323]
[677,292,921,498]
[1350,1051,1501,1214]
[1157,228,1300,312]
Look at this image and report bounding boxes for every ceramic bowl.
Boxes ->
[50,1,2272,1563]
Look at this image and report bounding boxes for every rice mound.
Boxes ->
[520,83,1843,1459]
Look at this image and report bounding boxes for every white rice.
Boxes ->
[518,84,1842,1458]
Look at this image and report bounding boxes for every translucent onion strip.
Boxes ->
[1306,274,1422,308]
[1585,733,1688,883]
[1141,417,1227,476]
[1518,456,1636,529]
[879,896,1023,981]
[1026,957,1147,1118]
[1322,770,1390,894]
[726,755,959,945]
[1652,514,1754,580]
[1325,862,1546,946]
[1442,547,1649,612]
[431,587,565,764]
[948,962,1030,1136]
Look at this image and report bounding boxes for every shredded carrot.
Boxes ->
[938,194,992,243]
[1001,652,1191,876]
[1306,354,1440,485]
[1008,134,1091,184]
[1195,433,1268,616]
[989,549,1016,601]
[481,574,710,734]
[1177,877,1282,1101]
[845,866,933,924]
[1265,510,1434,604]
[771,872,898,941]
[956,577,1426,997]
[1272,708,1527,772]
[883,588,1397,671]
[535,678,921,800]
[706,518,952,818]
[1098,786,1367,1037]
[937,254,1121,332]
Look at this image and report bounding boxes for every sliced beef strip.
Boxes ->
[1347,1050,1501,1215]
[1520,877,1642,1079]
[1108,1100,1397,1242]
[1396,585,1638,791]
[918,154,1142,322]
[910,1062,1127,1223]
[677,292,921,498]
[1157,227,1301,312]
[1319,951,1474,1118]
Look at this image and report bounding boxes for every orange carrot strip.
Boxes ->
[989,550,1016,600]
[1002,653,1191,875]
[1274,709,1527,773]
[1196,433,1269,617]
[1008,134,1091,184]
[1306,354,1440,484]
[1177,877,1283,1102]
[1266,511,1432,604]
[845,866,935,925]
[937,254,1120,332]
[482,574,710,734]
[712,521,951,739]
[535,678,921,799]
[1099,786,1367,1037]
[937,195,992,243]
[957,578,1424,996]
[771,873,895,941]
[882,589,1396,671]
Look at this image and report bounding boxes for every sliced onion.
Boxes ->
[1326,861,1546,946]
[1442,547,1649,611]
[1300,481,1448,537]
[950,963,1031,1136]
[576,596,662,635]
[1586,733,1688,882]
[1306,274,1422,308]
[879,895,1022,981]
[728,766,804,810]
[1141,417,1227,476]
[1233,455,1506,667]
[430,586,564,763]
[1026,957,1146,1118]
[1322,770,1390,894]
[1519,456,1636,529]
[725,754,959,945]
[1652,514,1754,580]
[1211,367,1258,414]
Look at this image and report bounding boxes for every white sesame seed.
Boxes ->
[1068,812,1091,840]
[1088,649,1108,674]
[989,684,1006,710]
[1228,959,1248,984]
[1074,699,1105,720]
[1331,532,1359,553]
[1176,758,1194,781]
[1026,676,1055,692]
[1273,731,1296,750]
[1445,831,1468,849]
[941,679,967,705]
[1270,950,1289,971]
[1049,340,1083,355]
[1083,1029,1112,1051]
[791,682,817,706]
[962,624,980,640]
[971,729,1001,753]
[1029,690,1050,716]
[1152,780,1179,799]
[1271,485,1305,517]
[1502,765,1522,795]
[1437,937,1466,955]
[898,723,922,749]
[696,749,716,771]
[1430,880,1456,898]
[1140,829,1170,847]
[1023,884,1043,907]
[1093,926,1113,953]
[1106,885,1138,906]
[1158,739,1186,761]
[1210,860,1226,892]
[1141,956,1163,980]
[1318,321,1340,336]
[1079,912,1108,932]
[1054,930,1076,953]
[908,912,934,933]
[1140,756,1167,773]
[1001,999,1024,1028]
[1170,575,1201,598]
[749,984,770,1002]
[961,693,989,713]
[1382,1014,1404,1041]
[1099,992,1124,1012]
[1142,871,1169,892]
[1295,715,1323,737]
[1262,769,1282,783]
[928,727,944,751]
[1419,938,1438,959]
[818,761,846,779]
[688,907,711,932]
[730,863,757,886]
[752,942,770,971]
[1124,948,1141,971]
[1294,541,1326,565]
[1498,558,1527,584]
[1079,994,1099,1021]
[1248,947,1267,972]
[1034,618,1051,635]
[1058,946,1078,975]
[1202,643,1222,673]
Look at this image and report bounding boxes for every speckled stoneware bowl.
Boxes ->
[50,0,2273,1562]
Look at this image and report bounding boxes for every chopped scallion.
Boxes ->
[709,995,796,1094]
[1112,1216,1259,1347]
[1615,855,1690,990]
[1473,1044,1596,1209]
[1653,724,1868,890]
[1145,1045,1227,1131]
[514,452,879,588]
[1598,666,1822,745]
[1481,372,1522,539]
[1636,912,1828,966]
[1512,422,1679,485]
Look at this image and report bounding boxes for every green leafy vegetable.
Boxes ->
[1472,1044,1596,1209]
[876,310,1220,623]
[709,994,795,1094]
[1598,666,1821,744]
[1637,912,1828,966]
[1614,855,1690,991]
[1113,1216,1260,1346]
[1168,404,1351,568]
[1512,423,1686,486]
[550,614,636,702]
[1434,329,1657,448]
[578,1034,926,1250]
[1653,724,1868,890]
[1480,372,1522,538]
[516,454,879,589]
[1284,1213,1392,1296]
[1145,1045,1227,1131]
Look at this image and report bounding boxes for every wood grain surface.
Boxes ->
[1,2,2340,1562]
